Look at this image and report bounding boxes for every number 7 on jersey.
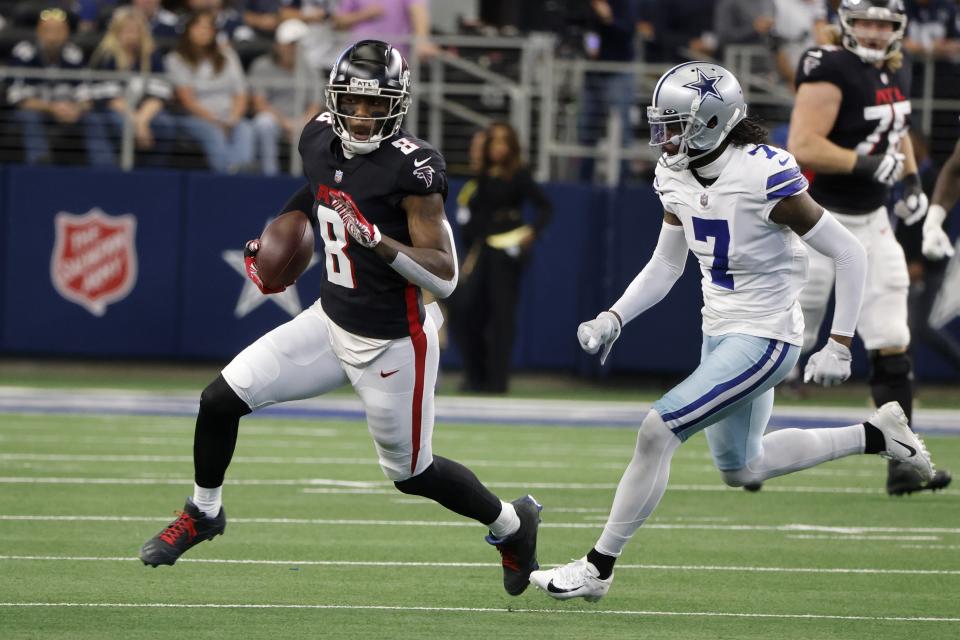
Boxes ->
[692,217,734,290]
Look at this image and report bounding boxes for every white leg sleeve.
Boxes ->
[720,425,865,487]
[595,410,681,558]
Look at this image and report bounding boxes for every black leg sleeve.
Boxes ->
[869,352,914,427]
[193,374,251,488]
[394,455,503,525]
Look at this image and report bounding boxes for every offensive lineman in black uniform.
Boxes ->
[139,41,542,596]
[788,0,951,495]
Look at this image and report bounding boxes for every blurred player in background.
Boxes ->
[528,61,936,602]
[139,40,541,597]
[788,0,951,495]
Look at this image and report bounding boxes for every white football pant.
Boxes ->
[221,300,437,481]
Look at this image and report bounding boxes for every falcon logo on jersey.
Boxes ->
[682,68,724,103]
[50,207,138,317]
[414,165,435,188]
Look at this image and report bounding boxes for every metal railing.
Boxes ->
[1,37,958,184]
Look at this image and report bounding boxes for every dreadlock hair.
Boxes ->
[726,114,769,147]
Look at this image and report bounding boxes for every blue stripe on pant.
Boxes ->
[652,334,799,443]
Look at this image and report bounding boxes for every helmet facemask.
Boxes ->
[647,97,744,172]
[325,75,411,154]
[839,9,906,64]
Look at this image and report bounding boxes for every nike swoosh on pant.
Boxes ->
[892,438,917,457]
[380,369,400,378]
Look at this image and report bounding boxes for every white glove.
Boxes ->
[577,310,621,366]
[922,204,955,261]
[855,152,904,187]
[893,174,928,226]
[803,338,852,387]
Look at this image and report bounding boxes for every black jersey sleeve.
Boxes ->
[394,143,449,201]
[297,111,334,158]
[280,182,318,227]
[795,46,846,90]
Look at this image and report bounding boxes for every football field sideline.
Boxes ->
[2,385,959,433]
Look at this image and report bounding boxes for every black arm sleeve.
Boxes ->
[523,170,553,233]
[280,182,317,227]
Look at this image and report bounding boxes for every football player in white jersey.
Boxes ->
[528,61,937,602]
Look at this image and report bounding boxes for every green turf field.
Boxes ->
[1,407,958,639]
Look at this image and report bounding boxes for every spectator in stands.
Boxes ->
[75,0,117,33]
[771,0,827,87]
[903,0,960,59]
[332,0,439,59]
[6,8,92,165]
[182,0,256,42]
[449,122,552,394]
[577,0,638,185]
[714,0,775,61]
[249,18,321,175]
[132,0,180,40]
[237,0,282,39]
[166,10,255,173]
[650,0,716,62]
[85,6,176,167]
[279,0,342,70]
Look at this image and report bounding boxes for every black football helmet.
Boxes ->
[838,0,907,64]
[325,40,411,150]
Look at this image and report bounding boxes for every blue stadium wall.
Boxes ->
[1,165,959,381]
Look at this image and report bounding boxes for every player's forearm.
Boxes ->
[900,134,918,177]
[790,134,857,174]
[375,235,458,298]
[610,223,687,326]
[800,213,866,338]
[932,149,960,211]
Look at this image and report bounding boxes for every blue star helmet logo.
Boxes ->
[682,68,724,103]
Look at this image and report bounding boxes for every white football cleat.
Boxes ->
[869,402,934,482]
[529,557,613,602]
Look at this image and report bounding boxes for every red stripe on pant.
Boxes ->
[405,285,425,474]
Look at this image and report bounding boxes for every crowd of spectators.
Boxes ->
[0,1,958,173]
[0,0,435,171]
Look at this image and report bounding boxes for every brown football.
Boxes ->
[256,210,315,290]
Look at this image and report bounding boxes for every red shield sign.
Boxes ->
[50,208,138,316]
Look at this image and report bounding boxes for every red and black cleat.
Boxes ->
[139,498,226,567]
[485,495,542,596]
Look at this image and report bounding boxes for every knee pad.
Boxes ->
[868,352,913,387]
[199,374,251,419]
[719,468,759,488]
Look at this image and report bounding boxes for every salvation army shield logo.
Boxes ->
[50,208,138,316]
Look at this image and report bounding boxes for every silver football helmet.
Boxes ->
[647,61,747,171]
[838,0,907,64]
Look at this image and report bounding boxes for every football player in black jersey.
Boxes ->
[788,0,951,495]
[139,40,542,596]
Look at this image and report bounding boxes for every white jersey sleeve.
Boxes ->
[750,145,809,221]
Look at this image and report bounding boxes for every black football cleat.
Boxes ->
[887,460,952,496]
[743,481,763,492]
[485,495,542,596]
[139,498,226,567]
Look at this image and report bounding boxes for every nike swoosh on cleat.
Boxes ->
[892,438,917,457]
[546,581,578,594]
[413,157,430,167]
[380,369,400,378]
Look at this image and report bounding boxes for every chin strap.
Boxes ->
[342,139,382,157]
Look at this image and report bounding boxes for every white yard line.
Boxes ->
[2,554,958,576]
[1,514,958,535]
[0,601,956,623]
[0,475,902,495]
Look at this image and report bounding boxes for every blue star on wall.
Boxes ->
[682,68,724,103]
